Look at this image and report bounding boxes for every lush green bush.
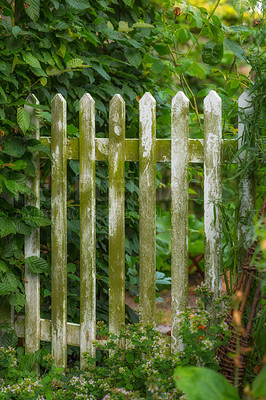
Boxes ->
[0,293,231,400]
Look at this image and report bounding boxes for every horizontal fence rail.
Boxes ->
[8,90,254,368]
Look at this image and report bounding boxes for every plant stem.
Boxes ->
[179,0,222,59]
[181,75,203,131]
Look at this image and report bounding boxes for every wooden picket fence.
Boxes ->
[10,90,253,369]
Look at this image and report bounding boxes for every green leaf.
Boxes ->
[17,108,30,134]
[174,366,240,400]
[152,60,165,74]
[25,0,40,22]
[122,0,134,7]
[25,256,49,274]
[8,160,28,171]
[40,77,47,86]
[11,26,21,38]
[202,41,223,66]
[18,352,36,372]
[9,292,26,312]
[46,66,62,76]
[224,39,247,61]
[124,48,142,68]
[233,0,251,15]
[22,52,42,69]
[2,330,18,348]
[0,282,14,295]
[175,57,193,74]
[132,21,153,28]
[15,221,32,235]
[66,58,84,68]
[178,28,191,44]
[21,206,51,227]
[118,21,134,32]
[3,137,26,157]
[0,216,16,237]
[66,0,91,10]
[251,365,266,398]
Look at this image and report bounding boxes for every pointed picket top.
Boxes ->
[80,93,95,107]
[172,91,189,113]
[139,91,156,106]
[52,93,66,106]
[110,93,124,106]
[204,90,221,115]
[26,93,39,108]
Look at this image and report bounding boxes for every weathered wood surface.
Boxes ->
[40,137,238,163]
[238,91,256,255]
[139,93,156,325]
[51,94,67,368]
[108,95,126,336]
[171,92,189,352]
[79,94,96,368]
[204,91,222,298]
[24,95,40,372]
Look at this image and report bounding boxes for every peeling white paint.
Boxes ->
[204,91,222,298]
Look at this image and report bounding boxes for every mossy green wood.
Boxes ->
[24,95,40,371]
[171,92,189,353]
[204,91,222,299]
[108,95,126,335]
[79,94,96,367]
[39,137,238,163]
[238,91,256,257]
[139,93,156,325]
[51,94,67,367]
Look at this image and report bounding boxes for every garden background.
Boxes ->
[0,0,265,399]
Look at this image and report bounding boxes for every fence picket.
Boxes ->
[204,91,222,298]
[238,91,256,255]
[171,92,189,352]
[79,94,96,367]
[10,90,258,368]
[109,95,126,335]
[139,93,156,325]
[24,94,40,371]
[51,94,67,367]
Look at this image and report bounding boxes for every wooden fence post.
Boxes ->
[79,94,96,368]
[238,90,256,258]
[51,94,67,367]
[139,92,156,325]
[109,95,126,336]
[171,91,189,352]
[204,91,222,298]
[24,94,40,372]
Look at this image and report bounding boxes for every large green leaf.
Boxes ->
[224,39,247,61]
[21,206,51,227]
[174,366,240,400]
[175,57,193,74]
[2,330,18,348]
[25,256,49,274]
[66,0,91,10]
[22,52,41,69]
[9,292,26,312]
[25,0,40,22]
[202,41,223,66]
[124,48,142,68]
[251,365,266,398]
[17,108,30,134]
[3,137,26,157]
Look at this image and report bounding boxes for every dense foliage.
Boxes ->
[0,0,265,393]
